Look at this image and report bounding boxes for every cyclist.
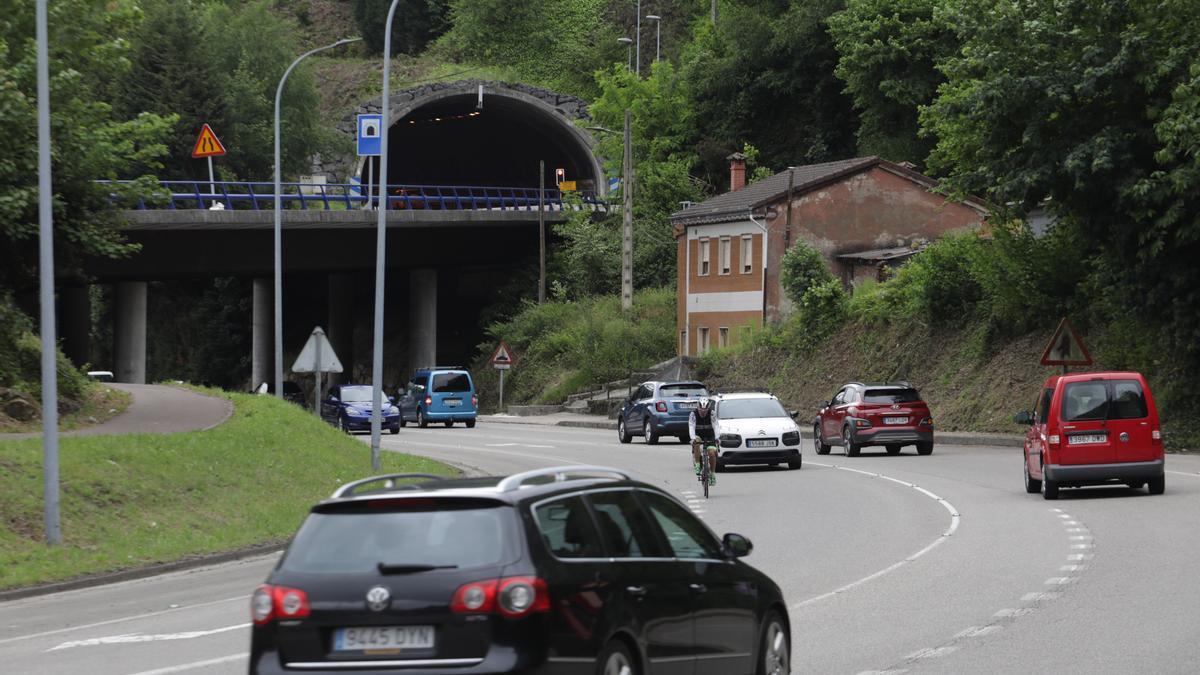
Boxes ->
[689,397,718,486]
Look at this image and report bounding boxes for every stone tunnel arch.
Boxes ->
[341,80,605,196]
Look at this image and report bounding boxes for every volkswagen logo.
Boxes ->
[365,586,391,612]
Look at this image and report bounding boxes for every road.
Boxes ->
[2,422,1199,674]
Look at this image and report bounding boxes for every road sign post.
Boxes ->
[1040,318,1093,375]
[36,0,60,546]
[191,123,227,199]
[292,326,344,416]
[358,114,382,210]
[491,342,515,413]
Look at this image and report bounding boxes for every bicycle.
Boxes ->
[698,441,717,498]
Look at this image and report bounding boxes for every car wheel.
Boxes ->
[1024,456,1042,493]
[786,455,802,470]
[757,611,790,675]
[1148,475,1165,495]
[842,426,860,457]
[1041,461,1059,500]
[617,417,632,444]
[339,416,351,434]
[444,420,453,428]
[389,425,400,435]
[643,419,659,445]
[595,639,638,675]
[813,425,831,455]
[465,419,476,429]
[886,444,901,455]
[417,410,429,428]
[678,435,689,444]
[399,415,407,428]
[916,441,934,455]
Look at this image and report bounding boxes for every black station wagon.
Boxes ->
[249,466,791,675]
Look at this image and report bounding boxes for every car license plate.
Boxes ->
[677,401,698,409]
[333,626,435,652]
[1068,434,1107,445]
[444,398,461,407]
[884,416,909,425]
[747,439,777,448]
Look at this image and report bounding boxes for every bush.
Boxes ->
[779,240,836,306]
[0,295,89,409]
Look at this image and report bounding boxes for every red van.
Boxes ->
[1015,372,1164,499]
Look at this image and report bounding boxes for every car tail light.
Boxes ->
[1152,429,1162,443]
[425,396,433,406]
[854,419,872,429]
[252,584,310,625]
[655,401,668,413]
[452,577,548,619]
[472,394,478,407]
[1048,434,1061,446]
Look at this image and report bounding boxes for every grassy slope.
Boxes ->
[0,389,454,590]
[0,385,131,433]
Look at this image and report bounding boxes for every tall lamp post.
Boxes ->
[635,0,642,75]
[617,37,633,71]
[646,15,661,62]
[273,37,361,401]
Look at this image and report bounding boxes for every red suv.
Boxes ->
[813,382,935,456]
[1015,371,1164,499]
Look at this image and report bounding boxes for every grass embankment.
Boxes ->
[0,389,455,591]
[0,385,131,434]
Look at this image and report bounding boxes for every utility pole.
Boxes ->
[785,167,794,247]
[712,0,718,24]
[635,0,642,75]
[622,109,633,312]
[538,160,546,303]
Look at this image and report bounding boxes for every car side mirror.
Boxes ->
[788,410,799,419]
[821,400,831,408]
[722,532,753,559]
[388,396,396,404]
[329,396,338,403]
[1013,411,1033,425]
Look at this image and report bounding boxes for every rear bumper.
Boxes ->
[649,414,690,434]
[1045,459,1164,485]
[423,409,478,421]
[719,448,800,465]
[851,427,933,446]
[251,648,577,675]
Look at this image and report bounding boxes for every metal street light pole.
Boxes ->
[274,37,361,403]
[617,37,633,71]
[621,109,633,312]
[646,15,661,62]
[371,0,404,472]
[635,0,642,75]
[35,0,60,546]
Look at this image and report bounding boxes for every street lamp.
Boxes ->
[617,37,633,71]
[273,37,361,402]
[635,0,642,75]
[645,15,661,62]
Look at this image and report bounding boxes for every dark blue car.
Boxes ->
[320,384,400,434]
[617,380,709,444]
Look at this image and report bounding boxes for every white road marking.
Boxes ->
[1166,470,1200,477]
[1067,528,1088,533]
[905,645,958,660]
[1044,577,1076,586]
[0,595,248,646]
[1060,565,1082,572]
[1070,535,1093,541]
[790,463,959,611]
[1071,543,1093,549]
[1058,514,1071,519]
[953,625,1002,639]
[48,623,250,651]
[1021,592,1061,602]
[124,652,248,675]
[1069,553,1094,561]
[993,608,1033,618]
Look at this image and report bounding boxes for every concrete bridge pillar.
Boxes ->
[327,273,354,385]
[60,284,91,368]
[114,281,147,384]
[408,269,437,371]
[251,278,272,390]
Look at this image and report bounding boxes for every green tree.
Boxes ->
[779,240,837,306]
[827,0,956,166]
[0,0,173,291]
[354,0,451,56]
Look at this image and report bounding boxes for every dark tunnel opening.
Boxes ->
[358,94,601,195]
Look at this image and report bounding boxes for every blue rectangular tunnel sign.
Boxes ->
[357,114,382,156]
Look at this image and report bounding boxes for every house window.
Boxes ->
[699,238,710,276]
[719,237,731,275]
[680,330,687,356]
[719,327,729,347]
[698,327,709,354]
[741,235,753,274]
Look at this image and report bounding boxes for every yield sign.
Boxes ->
[292,326,343,373]
[1040,318,1094,366]
[190,123,227,159]
[490,341,515,370]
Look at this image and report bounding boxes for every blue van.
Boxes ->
[398,367,478,428]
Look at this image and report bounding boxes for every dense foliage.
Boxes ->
[353,0,450,56]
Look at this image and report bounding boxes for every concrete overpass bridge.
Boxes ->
[66,80,609,390]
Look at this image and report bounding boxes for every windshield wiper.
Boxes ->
[377,562,458,575]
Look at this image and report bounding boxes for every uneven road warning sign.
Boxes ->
[191,123,227,159]
[1040,318,1093,367]
[490,341,515,370]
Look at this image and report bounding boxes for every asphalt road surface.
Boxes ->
[3,422,1199,674]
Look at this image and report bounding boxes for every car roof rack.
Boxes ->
[331,473,447,499]
[496,465,632,493]
[415,365,465,371]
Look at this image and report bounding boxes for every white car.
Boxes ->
[711,392,803,470]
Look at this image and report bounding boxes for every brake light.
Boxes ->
[472,394,478,407]
[656,401,668,413]
[1048,434,1061,446]
[252,584,310,625]
[451,576,549,619]
[425,396,432,406]
[1152,429,1162,443]
[854,419,871,429]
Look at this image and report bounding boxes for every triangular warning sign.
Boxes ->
[292,327,343,373]
[490,341,514,367]
[191,123,227,159]
[1040,318,1093,366]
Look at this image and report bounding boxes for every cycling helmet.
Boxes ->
[697,397,712,411]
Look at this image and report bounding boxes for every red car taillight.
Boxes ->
[425,396,433,406]
[655,401,668,413]
[252,584,310,625]
[472,395,478,407]
[451,576,549,619]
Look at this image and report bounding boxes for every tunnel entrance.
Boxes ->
[354,82,602,196]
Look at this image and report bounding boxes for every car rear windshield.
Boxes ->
[280,504,514,574]
[339,386,373,403]
[718,398,788,419]
[863,388,921,404]
[432,372,472,393]
[660,384,707,397]
[1062,379,1148,421]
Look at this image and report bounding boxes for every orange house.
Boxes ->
[670,155,988,357]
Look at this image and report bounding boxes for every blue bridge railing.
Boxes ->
[99,180,607,212]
